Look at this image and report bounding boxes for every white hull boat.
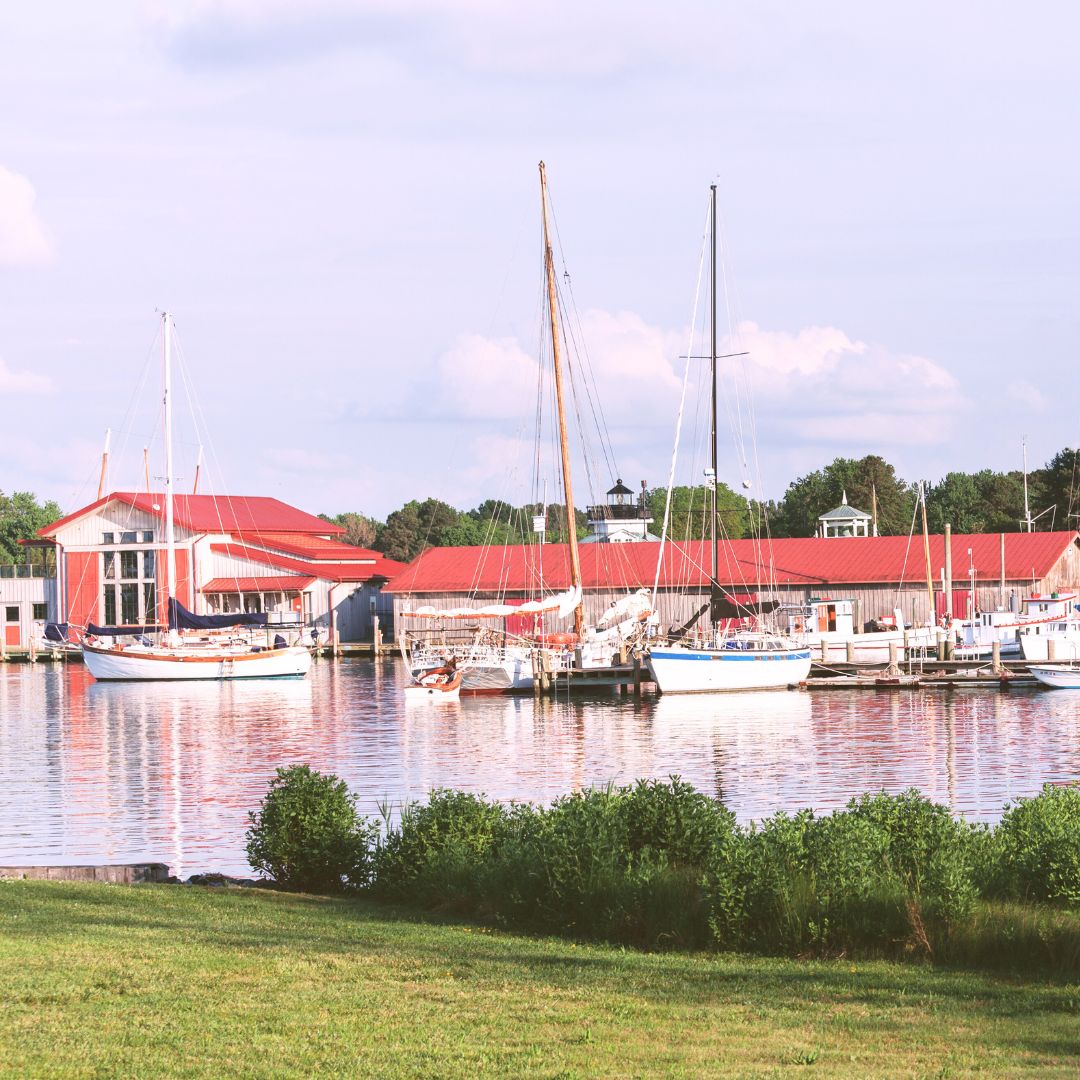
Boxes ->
[82,641,312,681]
[647,637,812,694]
[1028,663,1080,690]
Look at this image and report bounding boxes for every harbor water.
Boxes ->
[2,658,1079,878]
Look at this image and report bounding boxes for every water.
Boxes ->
[2,658,1080,877]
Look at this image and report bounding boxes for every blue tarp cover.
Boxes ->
[168,597,268,630]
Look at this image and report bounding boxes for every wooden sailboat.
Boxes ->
[645,185,811,693]
[81,313,312,682]
[400,163,648,692]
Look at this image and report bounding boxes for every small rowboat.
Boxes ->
[1028,663,1080,690]
[404,665,463,701]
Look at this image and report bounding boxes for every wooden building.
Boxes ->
[387,531,1080,635]
[36,493,404,642]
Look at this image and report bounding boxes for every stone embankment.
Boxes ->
[0,863,170,884]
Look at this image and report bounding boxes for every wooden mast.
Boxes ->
[919,481,934,623]
[96,428,110,501]
[539,161,585,637]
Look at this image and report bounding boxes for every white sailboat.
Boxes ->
[646,184,811,694]
[81,313,312,682]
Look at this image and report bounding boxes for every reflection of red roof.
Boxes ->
[387,532,1080,593]
[234,532,377,561]
[38,492,343,538]
[201,576,316,593]
[210,543,406,584]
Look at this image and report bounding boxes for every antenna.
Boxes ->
[1022,436,1033,532]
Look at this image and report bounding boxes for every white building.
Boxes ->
[0,564,55,649]
[37,492,405,643]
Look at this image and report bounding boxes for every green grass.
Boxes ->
[2,882,1080,1078]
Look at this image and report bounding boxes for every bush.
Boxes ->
[246,765,378,892]
[373,789,509,904]
[991,784,1080,904]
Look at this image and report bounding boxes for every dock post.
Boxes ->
[1048,638,1057,661]
[845,641,855,664]
[532,652,541,697]
[633,653,642,698]
[820,640,828,663]
[888,641,898,667]
[992,640,1001,673]
[29,633,37,664]
[936,630,947,661]
[1,633,6,663]
[540,652,551,694]
[373,615,381,654]
[333,627,341,658]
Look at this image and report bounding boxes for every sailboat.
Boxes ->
[645,185,811,693]
[400,163,651,693]
[81,313,312,682]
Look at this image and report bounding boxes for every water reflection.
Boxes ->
[2,660,1080,876]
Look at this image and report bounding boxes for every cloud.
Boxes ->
[0,165,51,266]
[717,320,967,446]
[0,357,52,394]
[1006,380,1047,411]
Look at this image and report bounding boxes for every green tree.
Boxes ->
[377,498,464,561]
[646,484,749,541]
[772,456,911,537]
[0,491,62,565]
[319,511,381,549]
[1032,448,1080,530]
[925,470,1028,534]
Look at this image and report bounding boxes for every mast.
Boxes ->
[919,481,934,623]
[163,312,176,626]
[1022,436,1032,531]
[96,428,111,501]
[709,183,719,621]
[539,161,584,637]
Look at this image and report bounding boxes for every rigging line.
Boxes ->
[895,487,922,604]
[653,193,711,608]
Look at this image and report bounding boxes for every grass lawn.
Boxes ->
[1,882,1079,1078]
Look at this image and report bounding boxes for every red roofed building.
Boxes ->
[37,492,405,642]
[387,532,1080,633]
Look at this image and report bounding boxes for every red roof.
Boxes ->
[210,543,406,584]
[38,492,344,539]
[201,575,316,593]
[234,532,378,561]
[386,532,1079,593]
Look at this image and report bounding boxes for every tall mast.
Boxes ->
[709,184,719,620]
[539,161,584,637]
[919,481,934,622]
[1022,436,1032,531]
[163,312,176,623]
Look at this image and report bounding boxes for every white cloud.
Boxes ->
[1006,380,1047,411]
[0,357,52,394]
[0,166,51,266]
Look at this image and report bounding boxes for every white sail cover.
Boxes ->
[597,588,652,627]
[404,585,581,620]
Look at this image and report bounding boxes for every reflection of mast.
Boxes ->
[539,161,584,637]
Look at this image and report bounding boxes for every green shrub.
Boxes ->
[992,784,1080,904]
[245,765,377,892]
[373,789,509,903]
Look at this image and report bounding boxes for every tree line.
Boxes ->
[324,448,1080,562]
[6,447,1079,567]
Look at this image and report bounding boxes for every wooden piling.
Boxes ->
[845,641,855,664]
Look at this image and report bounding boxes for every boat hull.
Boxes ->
[1020,631,1080,663]
[1028,663,1080,690]
[646,645,812,693]
[802,629,936,663]
[82,644,312,681]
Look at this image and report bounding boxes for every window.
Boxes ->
[143,550,156,579]
[103,552,116,579]
[141,531,155,543]
[104,588,117,626]
[120,551,139,579]
[4,606,17,622]
[143,583,156,624]
[121,584,138,624]
[244,594,262,614]
[102,532,114,545]
[32,603,47,621]
[120,531,137,544]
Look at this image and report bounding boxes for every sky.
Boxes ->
[2,1,1078,524]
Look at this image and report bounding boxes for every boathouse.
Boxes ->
[386,531,1080,635]
[0,562,56,650]
[36,493,405,642]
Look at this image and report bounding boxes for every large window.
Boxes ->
[104,587,117,626]
[143,550,155,579]
[143,583,157,624]
[103,552,116,579]
[120,584,138,624]
[120,551,139,579]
